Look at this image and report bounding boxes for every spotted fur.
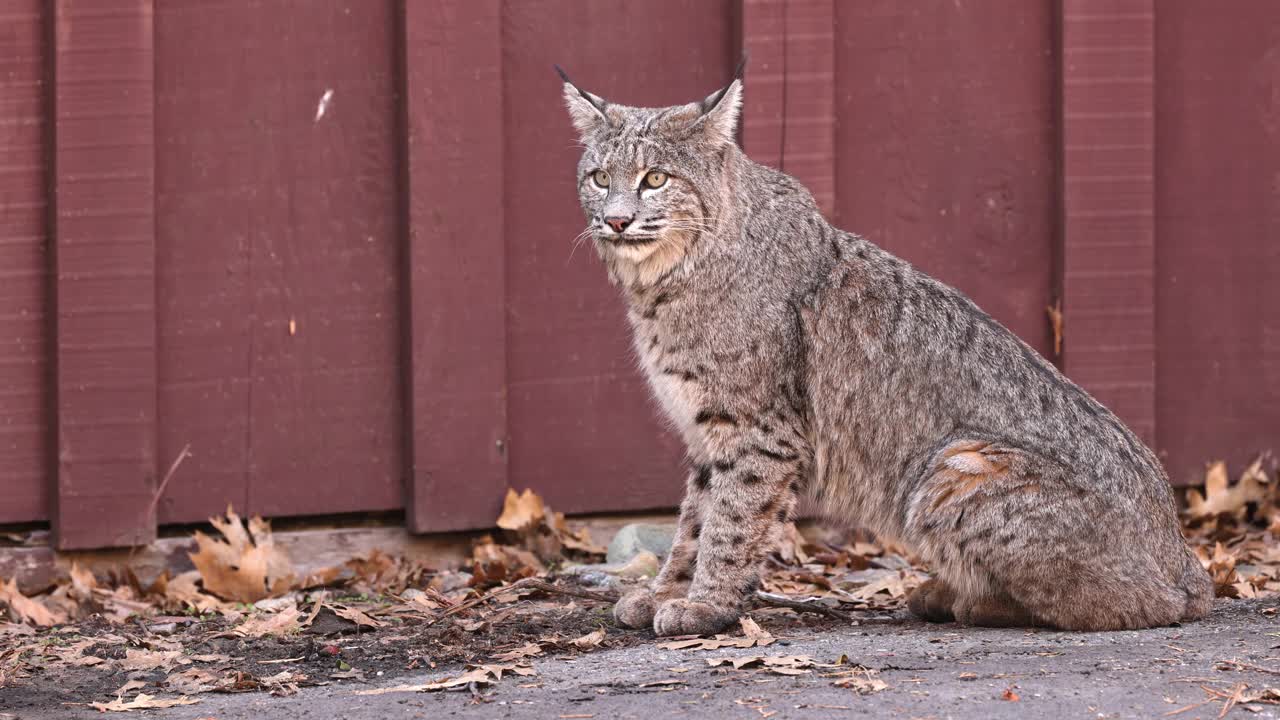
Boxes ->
[560,68,1212,635]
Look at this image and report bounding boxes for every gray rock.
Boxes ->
[559,566,618,588]
[606,523,677,565]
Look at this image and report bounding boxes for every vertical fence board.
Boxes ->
[1060,0,1157,447]
[51,0,157,548]
[742,0,836,217]
[1154,3,1280,483]
[153,1,404,524]
[0,0,51,524]
[833,1,1057,357]
[402,0,508,532]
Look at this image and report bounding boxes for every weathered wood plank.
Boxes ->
[152,0,404,523]
[741,0,837,217]
[0,0,52,524]
[402,0,509,532]
[1061,0,1157,446]
[1153,2,1280,483]
[51,0,158,549]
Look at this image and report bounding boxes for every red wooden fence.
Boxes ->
[0,0,1275,549]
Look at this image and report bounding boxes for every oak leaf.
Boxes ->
[188,507,294,603]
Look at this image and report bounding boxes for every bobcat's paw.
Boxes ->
[653,598,738,637]
[613,589,658,629]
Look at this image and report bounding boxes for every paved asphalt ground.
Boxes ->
[33,599,1280,720]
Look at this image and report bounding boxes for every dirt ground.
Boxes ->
[5,598,1277,720]
[3,464,1277,719]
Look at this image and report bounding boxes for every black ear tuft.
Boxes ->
[703,53,749,115]
[731,52,749,82]
[555,64,609,116]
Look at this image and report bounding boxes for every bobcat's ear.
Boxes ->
[555,65,609,139]
[695,55,746,147]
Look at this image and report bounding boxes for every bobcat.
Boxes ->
[557,62,1212,635]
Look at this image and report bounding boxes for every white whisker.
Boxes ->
[567,226,595,264]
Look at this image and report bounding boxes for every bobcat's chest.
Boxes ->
[631,322,704,445]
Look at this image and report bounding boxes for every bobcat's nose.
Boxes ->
[604,215,633,233]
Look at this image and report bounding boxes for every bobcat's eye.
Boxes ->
[592,170,610,188]
[643,170,668,189]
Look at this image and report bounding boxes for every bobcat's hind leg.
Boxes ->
[953,591,1036,628]
[907,578,957,623]
[614,473,704,629]
[910,439,1203,631]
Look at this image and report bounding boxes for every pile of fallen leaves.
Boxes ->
[0,457,1277,710]
[0,493,622,711]
[1182,455,1280,600]
[763,523,926,616]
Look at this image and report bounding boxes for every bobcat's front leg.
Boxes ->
[653,432,803,637]
[613,472,705,629]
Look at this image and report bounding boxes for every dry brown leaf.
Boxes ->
[69,563,97,603]
[165,668,221,695]
[112,680,147,696]
[235,606,303,637]
[656,620,776,652]
[707,655,820,674]
[188,507,295,603]
[96,586,153,624]
[549,512,607,555]
[571,628,605,650]
[0,622,34,638]
[470,539,544,584]
[775,522,813,565]
[0,578,66,627]
[1046,298,1064,357]
[90,693,200,712]
[156,571,225,614]
[332,605,383,629]
[497,489,546,531]
[298,566,346,590]
[739,616,771,641]
[492,643,543,662]
[259,669,307,696]
[491,488,605,560]
[827,666,888,694]
[1186,459,1272,520]
[848,572,907,602]
[50,640,109,667]
[354,663,535,695]
[121,649,186,672]
[609,551,659,578]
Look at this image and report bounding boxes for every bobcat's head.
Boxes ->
[559,62,744,286]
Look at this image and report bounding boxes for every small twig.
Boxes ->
[1216,659,1280,677]
[424,592,500,627]
[514,578,620,604]
[425,577,622,628]
[754,590,853,623]
[130,443,193,556]
[1217,682,1248,719]
[1164,698,1216,717]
